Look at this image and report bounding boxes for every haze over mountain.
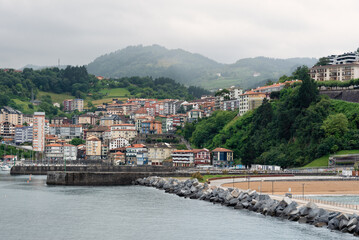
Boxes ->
[86,45,317,90]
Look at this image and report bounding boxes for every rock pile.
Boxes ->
[135,176,359,237]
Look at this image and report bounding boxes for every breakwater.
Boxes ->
[46,171,190,186]
[135,176,359,237]
[11,165,178,175]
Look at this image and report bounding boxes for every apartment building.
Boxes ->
[33,112,46,152]
[125,144,148,165]
[171,150,194,167]
[0,106,23,125]
[147,143,175,165]
[63,99,84,112]
[310,63,359,81]
[49,124,83,139]
[86,135,102,160]
[45,143,77,162]
[238,91,266,116]
[15,125,33,144]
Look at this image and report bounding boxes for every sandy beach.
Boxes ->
[222,180,359,195]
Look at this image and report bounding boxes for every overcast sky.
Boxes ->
[1,0,358,68]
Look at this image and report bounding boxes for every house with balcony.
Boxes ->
[171,150,194,167]
[192,148,211,166]
[212,147,234,168]
[125,144,148,165]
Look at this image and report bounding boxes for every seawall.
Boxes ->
[11,165,178,175]
[46,171,190,186]
[136,176,359,237]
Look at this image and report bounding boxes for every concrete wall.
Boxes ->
[46,171,190,186]
[11,165,178,175]
[320,89,359,103]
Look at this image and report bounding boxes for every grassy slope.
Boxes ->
[303,150,359,168]
[37,91,74,103]
[12,99,38,114]
[99,88,130,98]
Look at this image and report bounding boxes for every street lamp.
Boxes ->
[302,183,305,198]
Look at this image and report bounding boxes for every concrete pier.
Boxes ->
[11,165,178,175]
[46,171,190,186]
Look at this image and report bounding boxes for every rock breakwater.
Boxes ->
[135,176,359,237]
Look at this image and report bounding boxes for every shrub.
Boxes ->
[222,170,229,174]
[191,172,203,181]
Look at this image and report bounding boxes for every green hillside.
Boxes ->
[87,45,317,89]
[99,88,130,98]
[180,67,359,168]
[304,150,359,168]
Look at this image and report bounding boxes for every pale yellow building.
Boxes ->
[111,129,137,141]
[147,143,175,165]
[0,106,23,125]
[86,135,102,159]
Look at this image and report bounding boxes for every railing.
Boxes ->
[293,195,359,211]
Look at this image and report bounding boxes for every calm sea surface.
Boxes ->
[0,173,356,240]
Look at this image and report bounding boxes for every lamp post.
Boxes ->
[302,183,305,198]
[272,180,274,195]
[260,179,264,195]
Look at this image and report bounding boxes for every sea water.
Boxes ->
[0,173,356,240]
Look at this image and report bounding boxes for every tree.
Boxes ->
[314,57,330,66]
[321,113,349,137]
[70,138,85,146]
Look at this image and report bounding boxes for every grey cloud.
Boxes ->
[1,0,359,68]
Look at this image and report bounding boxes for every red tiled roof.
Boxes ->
[212,148,233,153]
[173,150,193,153]
[46,144,63,147]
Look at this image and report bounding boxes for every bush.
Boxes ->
[222,170,229,174]
[191,172,203,181]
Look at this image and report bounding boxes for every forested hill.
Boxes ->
[87,44,317,89]
[0,66,210,118]
[181,71,359,168]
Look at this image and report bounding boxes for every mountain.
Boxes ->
[21,64,68,71]
[87,45,317,89]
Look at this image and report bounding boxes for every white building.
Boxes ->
[109,137,130,150]
[328,52,359,65]
[45,143,77,162]
[310,63,359,81]
[171,150,194,167]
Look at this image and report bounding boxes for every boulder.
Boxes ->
[306,201,318,209]
[248,190,257,197]
[234,203,244,210]
[328,217,339,230]
[339,219,348,230]
[328,212,340,221]
[314,222,327,228]
[348,225,357,233]
[299,206,309,216]
[228,198,240,206]
[242,202,250,208]
[231,189,241,198]
[298,217,308,224]
[282,202,298,217]
[258,194,270,201]
[225,192,233,201]
[336,213,350,221]
[348,217,358,227]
